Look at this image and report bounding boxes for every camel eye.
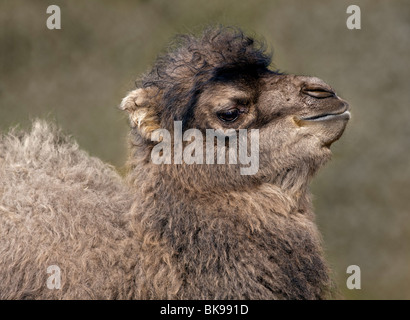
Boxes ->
[217,109,240,122]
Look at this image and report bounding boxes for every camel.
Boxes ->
[0,27,350,299]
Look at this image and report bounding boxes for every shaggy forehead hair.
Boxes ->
[140,27,273,127]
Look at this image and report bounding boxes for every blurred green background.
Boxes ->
[1,0,409,299]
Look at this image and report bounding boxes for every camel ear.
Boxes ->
[120,88,161,140]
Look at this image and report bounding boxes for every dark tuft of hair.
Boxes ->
[139,26,273,127]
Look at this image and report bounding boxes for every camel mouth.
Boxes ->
[300,110,351,122]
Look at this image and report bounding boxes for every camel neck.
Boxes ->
[128,175,329,299]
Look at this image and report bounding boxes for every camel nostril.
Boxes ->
[302,86,336,99]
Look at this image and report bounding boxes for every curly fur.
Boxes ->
[0,122,134,299]
[140,27,272,130]
[0,27,348,299]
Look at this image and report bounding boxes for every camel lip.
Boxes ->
[300,110,351,122]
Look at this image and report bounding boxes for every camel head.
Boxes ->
[120,27,350,193]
